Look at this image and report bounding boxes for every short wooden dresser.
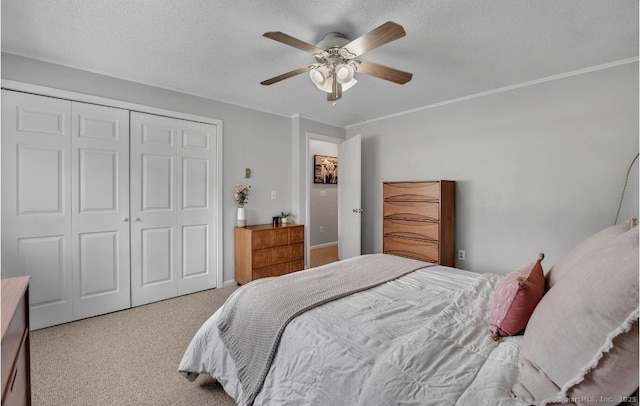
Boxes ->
[235,223,305,285]
[383,180,455,266]
[1,276,31,406]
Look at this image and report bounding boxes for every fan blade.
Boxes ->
[261,66,313,86]
[263,31,324,55]
[356,61,413,84]
[328,80,342,102]
[342,21,406,57]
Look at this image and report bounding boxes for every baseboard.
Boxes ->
[310,241,339,250]
[222,279,238,288]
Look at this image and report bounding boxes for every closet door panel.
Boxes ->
[77,231,119,295]
[1,90,73,329]
[141,227,174,284]
[177,120,218,295]
[71,102,130,320]
[130,112,179,306]
[182,224,208,279]
[18,146,65,215]
[17,235,70,329]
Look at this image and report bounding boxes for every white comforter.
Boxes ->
[179,263,529,405]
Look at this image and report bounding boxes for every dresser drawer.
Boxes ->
[272,228,289,246]
[2,332,28,406]
[383,181,441,201]
[290,260,305,273]
[271,245,289,264]
[252,249,272,268]
[383,236,439,263]
[289,226,304,244]
[1,294,27,393]
[252,266,275,280]
[383,219,439,242]
[289,243,304,261]
[253,263,288,280]
[251,230,273,250]
[383,201,439,221]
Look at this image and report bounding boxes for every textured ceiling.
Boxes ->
[1,0,638,127]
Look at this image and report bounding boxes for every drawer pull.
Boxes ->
[385,232,438,243]
[10,367,18,392]
[384,195,439,203]
[384,214,438,223]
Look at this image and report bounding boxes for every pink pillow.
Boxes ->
[489,254,545,340]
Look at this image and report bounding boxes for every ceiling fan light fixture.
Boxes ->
[335,63,355,84]
[313,74,357,94]
[342,78,357,91]
[310,66,331,89]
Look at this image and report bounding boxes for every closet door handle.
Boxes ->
[134,218,142,222]
[123,217,129,222]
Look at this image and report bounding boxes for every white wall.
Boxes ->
[1,53,295,286]
[309,140,338,247]
[347,62,639,275]
[4,53,637,279]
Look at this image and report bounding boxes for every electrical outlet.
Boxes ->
[457,250,466,261]
[319,226,324,233]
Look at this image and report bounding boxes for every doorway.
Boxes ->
[308,138,339,267]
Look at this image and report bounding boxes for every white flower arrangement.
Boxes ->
[234,184,251,208]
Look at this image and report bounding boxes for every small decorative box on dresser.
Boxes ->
[1,276,31,406]
[235,224,305,285]
[383,180,455,266]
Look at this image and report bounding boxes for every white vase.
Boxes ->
[281,217,288,224]
[236,207,246,227]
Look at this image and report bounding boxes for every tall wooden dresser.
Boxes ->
[1,276,31,406]
[235,223,305,285]
[383,180,455,266]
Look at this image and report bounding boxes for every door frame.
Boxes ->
[1,79,225,289]
[304,132,343,268]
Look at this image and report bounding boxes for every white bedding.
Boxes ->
[179,262,529,405]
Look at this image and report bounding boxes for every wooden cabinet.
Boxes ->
[235,224,305,284]
[383,181,455,266]
[2,276,31,406]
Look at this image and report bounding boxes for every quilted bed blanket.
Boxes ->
[216,254,429,404]
[179,255,529,405]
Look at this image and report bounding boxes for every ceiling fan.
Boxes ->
[260,21,413,103]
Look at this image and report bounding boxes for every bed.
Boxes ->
[179,220,639,406]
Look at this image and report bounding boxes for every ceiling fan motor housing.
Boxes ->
[315,32,350,49]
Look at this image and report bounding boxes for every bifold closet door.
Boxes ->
[130,112,217,307]
[1,90,74,329]
[71,102,131,320]
[2,91,132,329]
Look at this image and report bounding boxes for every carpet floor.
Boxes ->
[30,286,239,406]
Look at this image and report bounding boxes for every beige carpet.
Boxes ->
[30,286,239,406]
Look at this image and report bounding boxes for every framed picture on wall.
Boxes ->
[314,155,338,184]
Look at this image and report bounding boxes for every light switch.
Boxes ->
[319,190,326,197]
[245,168,251,178]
